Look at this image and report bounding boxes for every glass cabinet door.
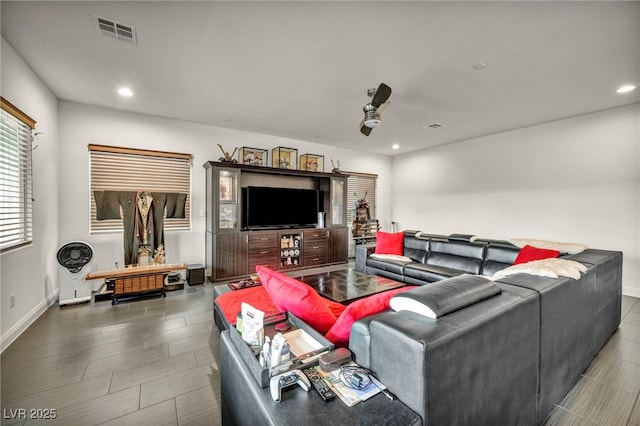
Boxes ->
[330,177,346,226]
[217,168,240,231]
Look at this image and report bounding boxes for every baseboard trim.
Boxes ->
[623,286,640,299]
[1,289,58,353]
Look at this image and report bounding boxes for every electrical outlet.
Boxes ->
[10,293,15,308]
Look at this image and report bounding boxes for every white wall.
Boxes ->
[1,38,60,350]
[58,101,393,274]
[391,104,640,296]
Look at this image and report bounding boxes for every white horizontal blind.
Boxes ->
[89,145,192,233]
[0,98,34,252]
[347,172,377,223]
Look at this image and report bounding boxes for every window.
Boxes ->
[89,144,192,233]
[347,172,377,223]
[0,97,35,252]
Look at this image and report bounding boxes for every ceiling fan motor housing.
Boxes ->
[363,104,381,128]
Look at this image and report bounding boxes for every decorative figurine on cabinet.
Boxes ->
[218,144,238,163]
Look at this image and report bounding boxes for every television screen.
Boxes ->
[243,186,320,229]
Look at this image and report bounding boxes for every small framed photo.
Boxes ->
[238,147,267,167]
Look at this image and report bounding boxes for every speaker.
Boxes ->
[187,263,205,285]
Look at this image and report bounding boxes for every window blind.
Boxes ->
[347,172,377,223]
[89,144,192,233]
[0,97,35,252]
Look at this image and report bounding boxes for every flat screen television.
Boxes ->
[242,186,320,229]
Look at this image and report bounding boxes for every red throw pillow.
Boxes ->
[325,286,417,347]
[375,231,404,256]
[215,285,280,325]
[514,244,560,265]
[256,265,338,334]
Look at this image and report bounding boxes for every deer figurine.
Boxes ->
[331,159,342,173]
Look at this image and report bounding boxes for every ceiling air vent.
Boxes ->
[92,14,137,44]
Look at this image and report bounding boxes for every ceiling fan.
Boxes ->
[359,83,392,136]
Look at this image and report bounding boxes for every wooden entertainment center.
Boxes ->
[204,161,349,282]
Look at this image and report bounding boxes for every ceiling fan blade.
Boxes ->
[371,83,391,107]
[375,101,390,116]
[360,121,373,136]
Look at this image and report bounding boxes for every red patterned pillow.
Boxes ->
[514,244,560,265]
[325,286,417,347]
[256,265,338,334]
[375,231,404,256]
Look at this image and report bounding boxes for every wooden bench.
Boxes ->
[86,263,187,304]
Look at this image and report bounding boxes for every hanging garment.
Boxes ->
[94,190,187,265]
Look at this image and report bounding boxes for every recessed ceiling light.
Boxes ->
[392,144,400,150]
[117,87,133,97]
[616,84,636,94]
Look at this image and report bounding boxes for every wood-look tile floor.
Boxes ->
[1,269,640,425]
[1,283,221,426]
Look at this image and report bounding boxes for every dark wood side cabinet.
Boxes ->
[204,161,348,282]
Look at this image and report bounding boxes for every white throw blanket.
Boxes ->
[509,238,588,255]
[493,258,588,280]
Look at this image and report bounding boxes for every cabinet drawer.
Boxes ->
[303,230,328,243]
[250,247,279,260]
[249,232,278,249]
[249,255,279,272]
[304,254,328,266]
[304,244,327,257]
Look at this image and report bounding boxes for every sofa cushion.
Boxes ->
[325,286,417,347]
[215,285,280,326]
[375,231,404,255]
[514,245,560,264]
[403,233,430,262]
[426,240,485,274]
[366,256,409,275]
[403,262,464,283]
[390,274,501,318]
[481,243,520,275]
[256,265,340,334]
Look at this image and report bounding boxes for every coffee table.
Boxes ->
[297,268,405,304]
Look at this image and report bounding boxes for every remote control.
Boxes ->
[303,368,336,401]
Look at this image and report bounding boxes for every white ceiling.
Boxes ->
[2,1,639,156]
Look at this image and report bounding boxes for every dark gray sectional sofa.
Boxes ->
[352,231,622,425]
[355,231,520,282]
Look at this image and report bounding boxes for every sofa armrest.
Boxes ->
[361,283,540,425]
[355,244,375,272]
